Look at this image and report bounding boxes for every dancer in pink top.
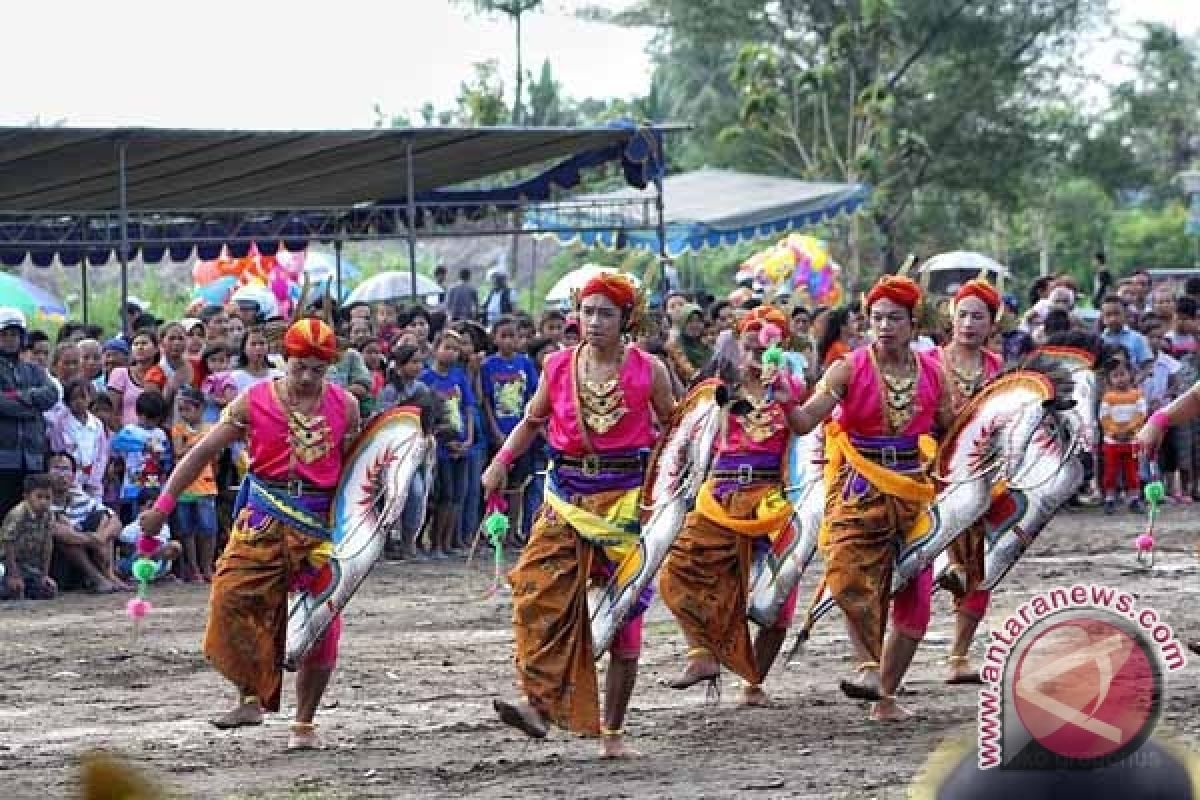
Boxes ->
[482,272,675,758]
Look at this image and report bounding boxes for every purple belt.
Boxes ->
[842,433,924,500]
[710,451,783,501]
[548,449,646,496]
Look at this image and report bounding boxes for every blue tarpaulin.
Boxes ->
[526,168,869,256]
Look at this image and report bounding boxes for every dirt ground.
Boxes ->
[3,504,1200,800]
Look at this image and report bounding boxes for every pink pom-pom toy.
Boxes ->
[135,536,159,557]
[126,598,153,619]
[758,323,783,348]
[1135,533,1154,552]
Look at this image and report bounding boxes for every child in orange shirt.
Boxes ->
[171,387,218,582]
[1099,351,1147,514]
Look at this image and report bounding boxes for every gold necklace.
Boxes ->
[738,388,779,443]
[278,381,332,464]
[873,350,917,433]
[578,344,627,435]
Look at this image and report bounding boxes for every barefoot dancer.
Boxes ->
[786,275,952,721]
[138,319,360,751]
[660,305,808,707]
[1137,375,1200,656]
[931,280,1004,684]
[482,272,675,758]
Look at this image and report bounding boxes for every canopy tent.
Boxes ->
[0,122,669,267]
[525,168,869,256]
[0,122,672,327]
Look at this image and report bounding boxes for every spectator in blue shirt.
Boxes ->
[480,316,539,541]
[420,330,475,559]
[1100,295,1152,369]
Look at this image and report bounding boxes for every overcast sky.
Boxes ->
[4,0,1200,130]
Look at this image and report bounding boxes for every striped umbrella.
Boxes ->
[0,272,68,324]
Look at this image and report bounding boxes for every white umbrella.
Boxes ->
[918,251,1011,279]
[544,265,642,307]
[345,271,443,305]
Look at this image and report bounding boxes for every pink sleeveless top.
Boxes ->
[834,346,942,437]
[246,380,350,489]
[544,345,657,456]
[932,346,1003,413]
[717,373,806,458]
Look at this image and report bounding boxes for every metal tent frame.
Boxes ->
[0,124,675,329]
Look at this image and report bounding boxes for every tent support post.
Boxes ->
[117,142,130,336]
[334,239,344,303]
[80,255,89,325]
[406,138,418,303]
[655,179,667,294]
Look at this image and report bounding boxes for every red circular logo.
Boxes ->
[1011,612,1160,762]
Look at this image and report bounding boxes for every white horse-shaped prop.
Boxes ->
[284,406,432,670]
[753,349,1096,655]
[588,379,728,658]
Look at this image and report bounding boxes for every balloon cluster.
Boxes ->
[736,234,843,307]
[190,245,307,317]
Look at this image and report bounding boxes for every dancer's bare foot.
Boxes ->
[869,696,913,722]
[600,729,641,759]
[738,684,769,707]
[667,656,720,690]
[210,697,263,729]
[286,722,324,751]
[838,662,882,702]
[945,655,983,685]
[493,697,548,739]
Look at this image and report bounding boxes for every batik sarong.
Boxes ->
[660,452,793,684]
[508,451,651,736]
[202,475,341,711]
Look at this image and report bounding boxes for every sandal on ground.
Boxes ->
[945,655,984,685]
[493,698,548,739]
[839,661,882,702]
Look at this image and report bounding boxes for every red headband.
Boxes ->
[866,275,922,312]
[283,319,338,363]
[954,279,1000,316]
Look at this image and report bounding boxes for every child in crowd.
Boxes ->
[1,474,58,601]
[48,379,110,498]
[521,335,559,541]
[171,387,218,582]
[1165,295,1200,500]
[481,315,539,544]
[1099,351,1147,514]
[109,390,172,524]
[420,330,476,559]
[380,344,441,559]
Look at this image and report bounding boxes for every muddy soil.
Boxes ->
[3,504,1199,799]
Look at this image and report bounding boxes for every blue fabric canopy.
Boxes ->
[525,169,869,256]
[0,121,668,268]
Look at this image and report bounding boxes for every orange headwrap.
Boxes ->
[866,275,922,312]
[954,279,1001,317]
[579,272,637,311]
[283,318,338,363]
[737,305,788,336]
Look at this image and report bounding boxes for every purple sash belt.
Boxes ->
[842,433,924,500]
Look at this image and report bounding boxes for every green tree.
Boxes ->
[526,59,568,126]
[456,60,510,126]
[455,0,545,124]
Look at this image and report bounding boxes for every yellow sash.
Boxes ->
[819,421,937,547]
[694,481,792,537]
[542,483,642,565]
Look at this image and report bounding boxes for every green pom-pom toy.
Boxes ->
[131,558,158,584]
[484,511,509,547]
[762,344,785,369]
[1144,480,1165,508]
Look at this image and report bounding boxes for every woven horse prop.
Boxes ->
[783,354,1085,653]
[588,379,727,658]
[283,406,432,669]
